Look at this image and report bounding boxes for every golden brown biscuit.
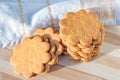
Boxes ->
[34,27,64,64]
[81,45,95,53]
[68,55,81,63]
[43,36,57,65]
[67,47,81,59]
[92,46,101,56]
[34,27,63,56]
[10,35,51,78]
[59,10,105,62]
[48,44,57,65]
[41,64,51,74]
[59,10,103,47]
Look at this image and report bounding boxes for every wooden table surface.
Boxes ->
[0,27,120,80]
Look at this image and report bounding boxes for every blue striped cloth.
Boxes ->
[0,0,120,25]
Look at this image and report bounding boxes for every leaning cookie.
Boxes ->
[10,35,51,78]
[34,27,64,64]
[43,36,58,65]
[59,10,105,62]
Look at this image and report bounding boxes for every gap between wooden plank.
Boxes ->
[49,64,105,80]
[105,31,120,46]
[0,72,21,80]
[105,26,120,35]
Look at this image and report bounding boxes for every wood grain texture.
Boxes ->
[105,31,120,46]
[0,72,21,80]
[0,27,120,80]
[50,64,105,80]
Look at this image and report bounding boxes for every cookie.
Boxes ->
[41,64,51,74]
[43,36,58,65]
[34,27,64,64]
[60,10,103,46]
[59,10,104,62]
[67,47,81,59]
[67,43,97,62]
[10,35,51,78]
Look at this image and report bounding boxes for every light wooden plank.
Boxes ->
[92,54,120,70]
[58,55,120,80]
[105,32,120,46]
[25,74,64,80]
[0,59,66,80]
[49,64,105,80]
[105,26,120,35]
[100,42,120,56]
[0,48,12,61]
[0,75,2,80]
[27,64,104,80]
[0,72,21,80]
[0,59,25,79]
[107,49,120,58]
[0,58,104,80]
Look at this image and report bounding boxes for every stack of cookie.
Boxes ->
[10,27,63,78]
[59,10,105,62]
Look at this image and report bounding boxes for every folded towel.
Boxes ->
[0,0,80,48]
